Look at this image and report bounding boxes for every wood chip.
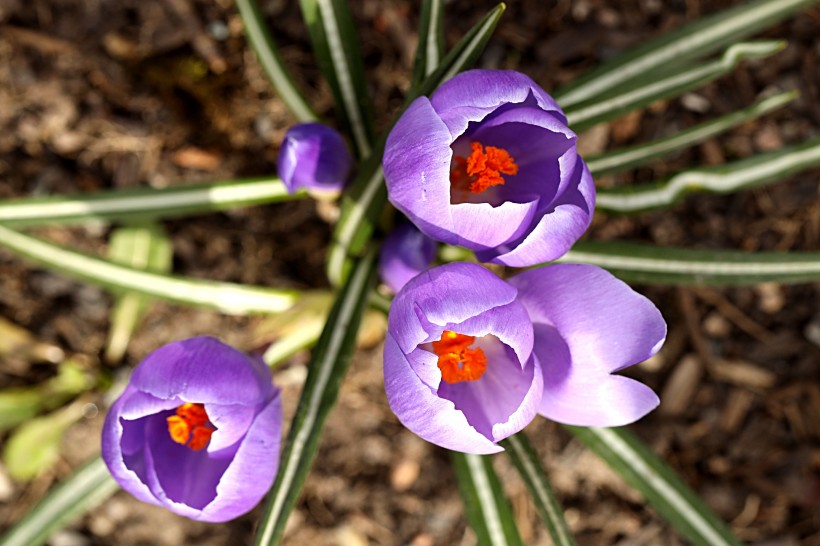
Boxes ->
[660,354,703,416]
[712,359,776,390]
[722,389,755,432]
[171,147,222,171]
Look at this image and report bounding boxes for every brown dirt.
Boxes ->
[0,0,819,545]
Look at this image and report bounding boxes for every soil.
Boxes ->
[0,0,819,545]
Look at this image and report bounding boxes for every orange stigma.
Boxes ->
[166,403,215,451]
[432,330,488,384]
[450,142,518,194]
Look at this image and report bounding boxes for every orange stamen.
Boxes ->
[432,330,488,384]
[166,403,215,451]
[450,142,518,194]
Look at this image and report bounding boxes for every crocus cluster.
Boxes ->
[385,263,666,454]
[383,69,595,267]
[102,337,282,522]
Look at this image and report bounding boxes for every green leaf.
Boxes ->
[595,135,820,213]
[254,250,377,546]
[0,224,301,315]
[0,389,41,432]
[104,225,173,363]
[0,456,118,546]
[554,0,819,107]
[451,452,524,546]
[566,426,743,546]
[565,41,785,131]
[411,0,446,89]
[298,0,374,158]
[0,177,297,228]
[0,361,93,433]
[3,402,85,481]
[234,0,317,122]
[559,241,820,285]
[500,434,576,546]
[326,3,506,285]
[586,90,797,175]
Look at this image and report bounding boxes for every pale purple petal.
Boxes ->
[483,158,594,267]
[388,262,518,354]
[384,97,457,244]
[384,334,503,454]
[277,122,352,195]
[198,391,282,522]
[431,69,567,137]
[509,264,666,426]
[379,223,437,293]
[129,337,273,406]
[437,340,543,442]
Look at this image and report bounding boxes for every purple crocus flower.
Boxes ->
[384,263,665,454]
[277,122,353,196]
[378,222,437,293]
[102,337,282,522]
[383,69,594,267]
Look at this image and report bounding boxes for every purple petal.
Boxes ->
[379,223,437,293]
[129,336,274,406]
[388,262,518,354]
[437,339,543,442]
[431,70,566,138]
[449,199,541,250]
[384,333,502,454]
[509,264,666,426]
[482,157,594,267]
[198,391,282,522]
[277,122,352,195]
[102,394,159,507]
[384,97,458,245]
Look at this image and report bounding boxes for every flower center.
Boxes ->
[166,403,215,451]
[432,330,488,384]
[450,142,519,194]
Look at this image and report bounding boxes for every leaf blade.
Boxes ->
[234,0,317,122]
[411,0,446,89]
[500,434,576,546]
[560,241,820,285]
[451,452,524,546]
[0,178,297,228]
[299,0,374,157]
[254,250,377,546]
[594,135,820,213]
[565,41,785,131]
[585,90,797,175]
[566,426,743,546]
[0,224,301,315]
[0,456,118,546]
[554,0,819,107]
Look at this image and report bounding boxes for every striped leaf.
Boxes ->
[326,4,506,285]
[299,0,374,158]
[567,426,743,546]
[560,241,820,285]
[0,178,296,228]
[500,434,575,546]
[451,452,524,546]
[0,224,300,315]
[254,250,376,546]
[586,90,797,175]
[234,0,317,122]
[411,0,446,90]
[565,41,785,131]
[554,0,819,107]
[595,135,820,213]
[104,224,173,363]
[0,456,118,546]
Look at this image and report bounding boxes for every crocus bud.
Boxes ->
[278,122,353,196]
